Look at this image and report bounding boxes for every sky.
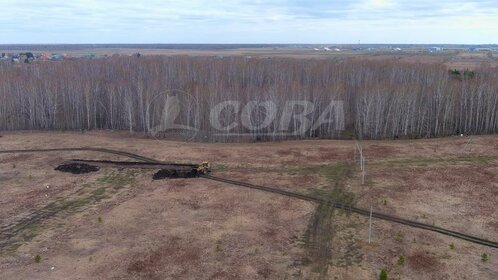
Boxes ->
[0,0,497,44]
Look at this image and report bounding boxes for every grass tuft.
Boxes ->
[397,256,405,266]
[96,170,137,190]
[379,269,388,280]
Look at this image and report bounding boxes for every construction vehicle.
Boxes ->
[197,161,211,174]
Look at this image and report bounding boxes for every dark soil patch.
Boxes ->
[127,260,147,273]
[152,169,199,180]
[127,237,201,278]
[407,251,441,272]
[55,163,99,174]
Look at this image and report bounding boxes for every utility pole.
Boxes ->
[356,141,366,185]
[361,156,366,185]
[368,206,373,243]
[464,135,473,152]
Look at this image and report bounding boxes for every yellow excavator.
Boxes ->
[196,161,211,174]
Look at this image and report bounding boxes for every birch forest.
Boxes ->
[0,56,497,141]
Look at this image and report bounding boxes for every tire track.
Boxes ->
[201,175,498,249]
[1,148,497,249]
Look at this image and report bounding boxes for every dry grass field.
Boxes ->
[0,131,497,279]
[2,46,496,69]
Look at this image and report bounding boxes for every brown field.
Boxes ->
[2,46,497,69]
[0,131,497,279]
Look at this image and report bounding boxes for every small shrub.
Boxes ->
[463,69,475,79]
[394,232,404,242]
[449,69,461,76]
[292,270,303,277]
[481,253,488,263]
[34,255,41,263]
[97,216,103,223]
[397,256,405,266]
[215,243,223,252]
[449,243,455,250]
[379,269,388,280]
[383,199,387,206]
[12,164,16,169]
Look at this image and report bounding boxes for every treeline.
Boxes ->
[0,56,497,141]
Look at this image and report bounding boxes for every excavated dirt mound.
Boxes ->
[55,163,100,174]
[152,169,199,180]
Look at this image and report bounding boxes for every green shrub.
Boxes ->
[463,69,475,79]
[379,269,388,280]
[449,69,461,76]
[482,253,488,263]
[34,255,41,263]
[397,256,405,266]
[394,232,404,242]
[449,243,455,250]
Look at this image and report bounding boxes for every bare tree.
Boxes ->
[0,56,496,141]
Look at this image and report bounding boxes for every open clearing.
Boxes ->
[0,132,497,279]
[2,46,497,70]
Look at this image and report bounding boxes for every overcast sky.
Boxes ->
[0,0,497,44]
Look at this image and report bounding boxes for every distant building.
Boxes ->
[429,47,443,52]
[39,53,50,60]
[81,54,96,59]
[50,54,64,60]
